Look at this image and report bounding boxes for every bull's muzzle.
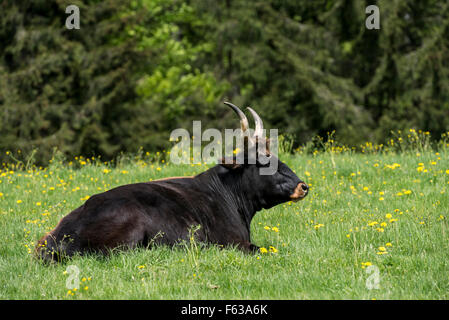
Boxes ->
[290,182,309,201]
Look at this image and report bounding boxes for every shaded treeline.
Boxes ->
[1,0,448,164]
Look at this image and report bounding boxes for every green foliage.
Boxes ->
[192,0,449,146]
[0,0,144,163]
[0,0,227,164]
[122,0,229,150]
[1,0,448,163]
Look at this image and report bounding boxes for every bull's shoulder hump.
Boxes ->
[147,176,205,196]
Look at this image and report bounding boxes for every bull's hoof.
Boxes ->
[248,244,261,253]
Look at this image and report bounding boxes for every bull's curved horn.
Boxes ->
[224,101,249,132]
[247,107,263,138]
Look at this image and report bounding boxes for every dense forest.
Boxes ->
[1,0,448,164]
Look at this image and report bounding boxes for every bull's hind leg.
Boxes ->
[35,232,80,263]
[78,214,149,255]
[235,241,260,253]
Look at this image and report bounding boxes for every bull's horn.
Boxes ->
[247,107,263,138]
[224,101,249,132]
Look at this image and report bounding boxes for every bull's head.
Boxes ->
[220,102,309,209]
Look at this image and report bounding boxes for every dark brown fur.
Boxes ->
[36,154,308,263]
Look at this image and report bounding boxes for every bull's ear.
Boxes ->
[219,157,242,170]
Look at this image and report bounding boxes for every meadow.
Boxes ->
[0,131,448,299]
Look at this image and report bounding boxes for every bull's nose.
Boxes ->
[290,182,309,201]
[300,183,309,192]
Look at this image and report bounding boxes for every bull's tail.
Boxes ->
[35,232,62,263]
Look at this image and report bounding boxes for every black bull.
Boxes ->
[35,104,308,262]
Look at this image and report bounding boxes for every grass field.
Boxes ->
[1,138,449,299]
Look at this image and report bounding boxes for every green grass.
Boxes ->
[0,149,448,299]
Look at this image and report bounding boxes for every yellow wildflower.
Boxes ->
[314,223,324,230]
[361,261,372,269]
